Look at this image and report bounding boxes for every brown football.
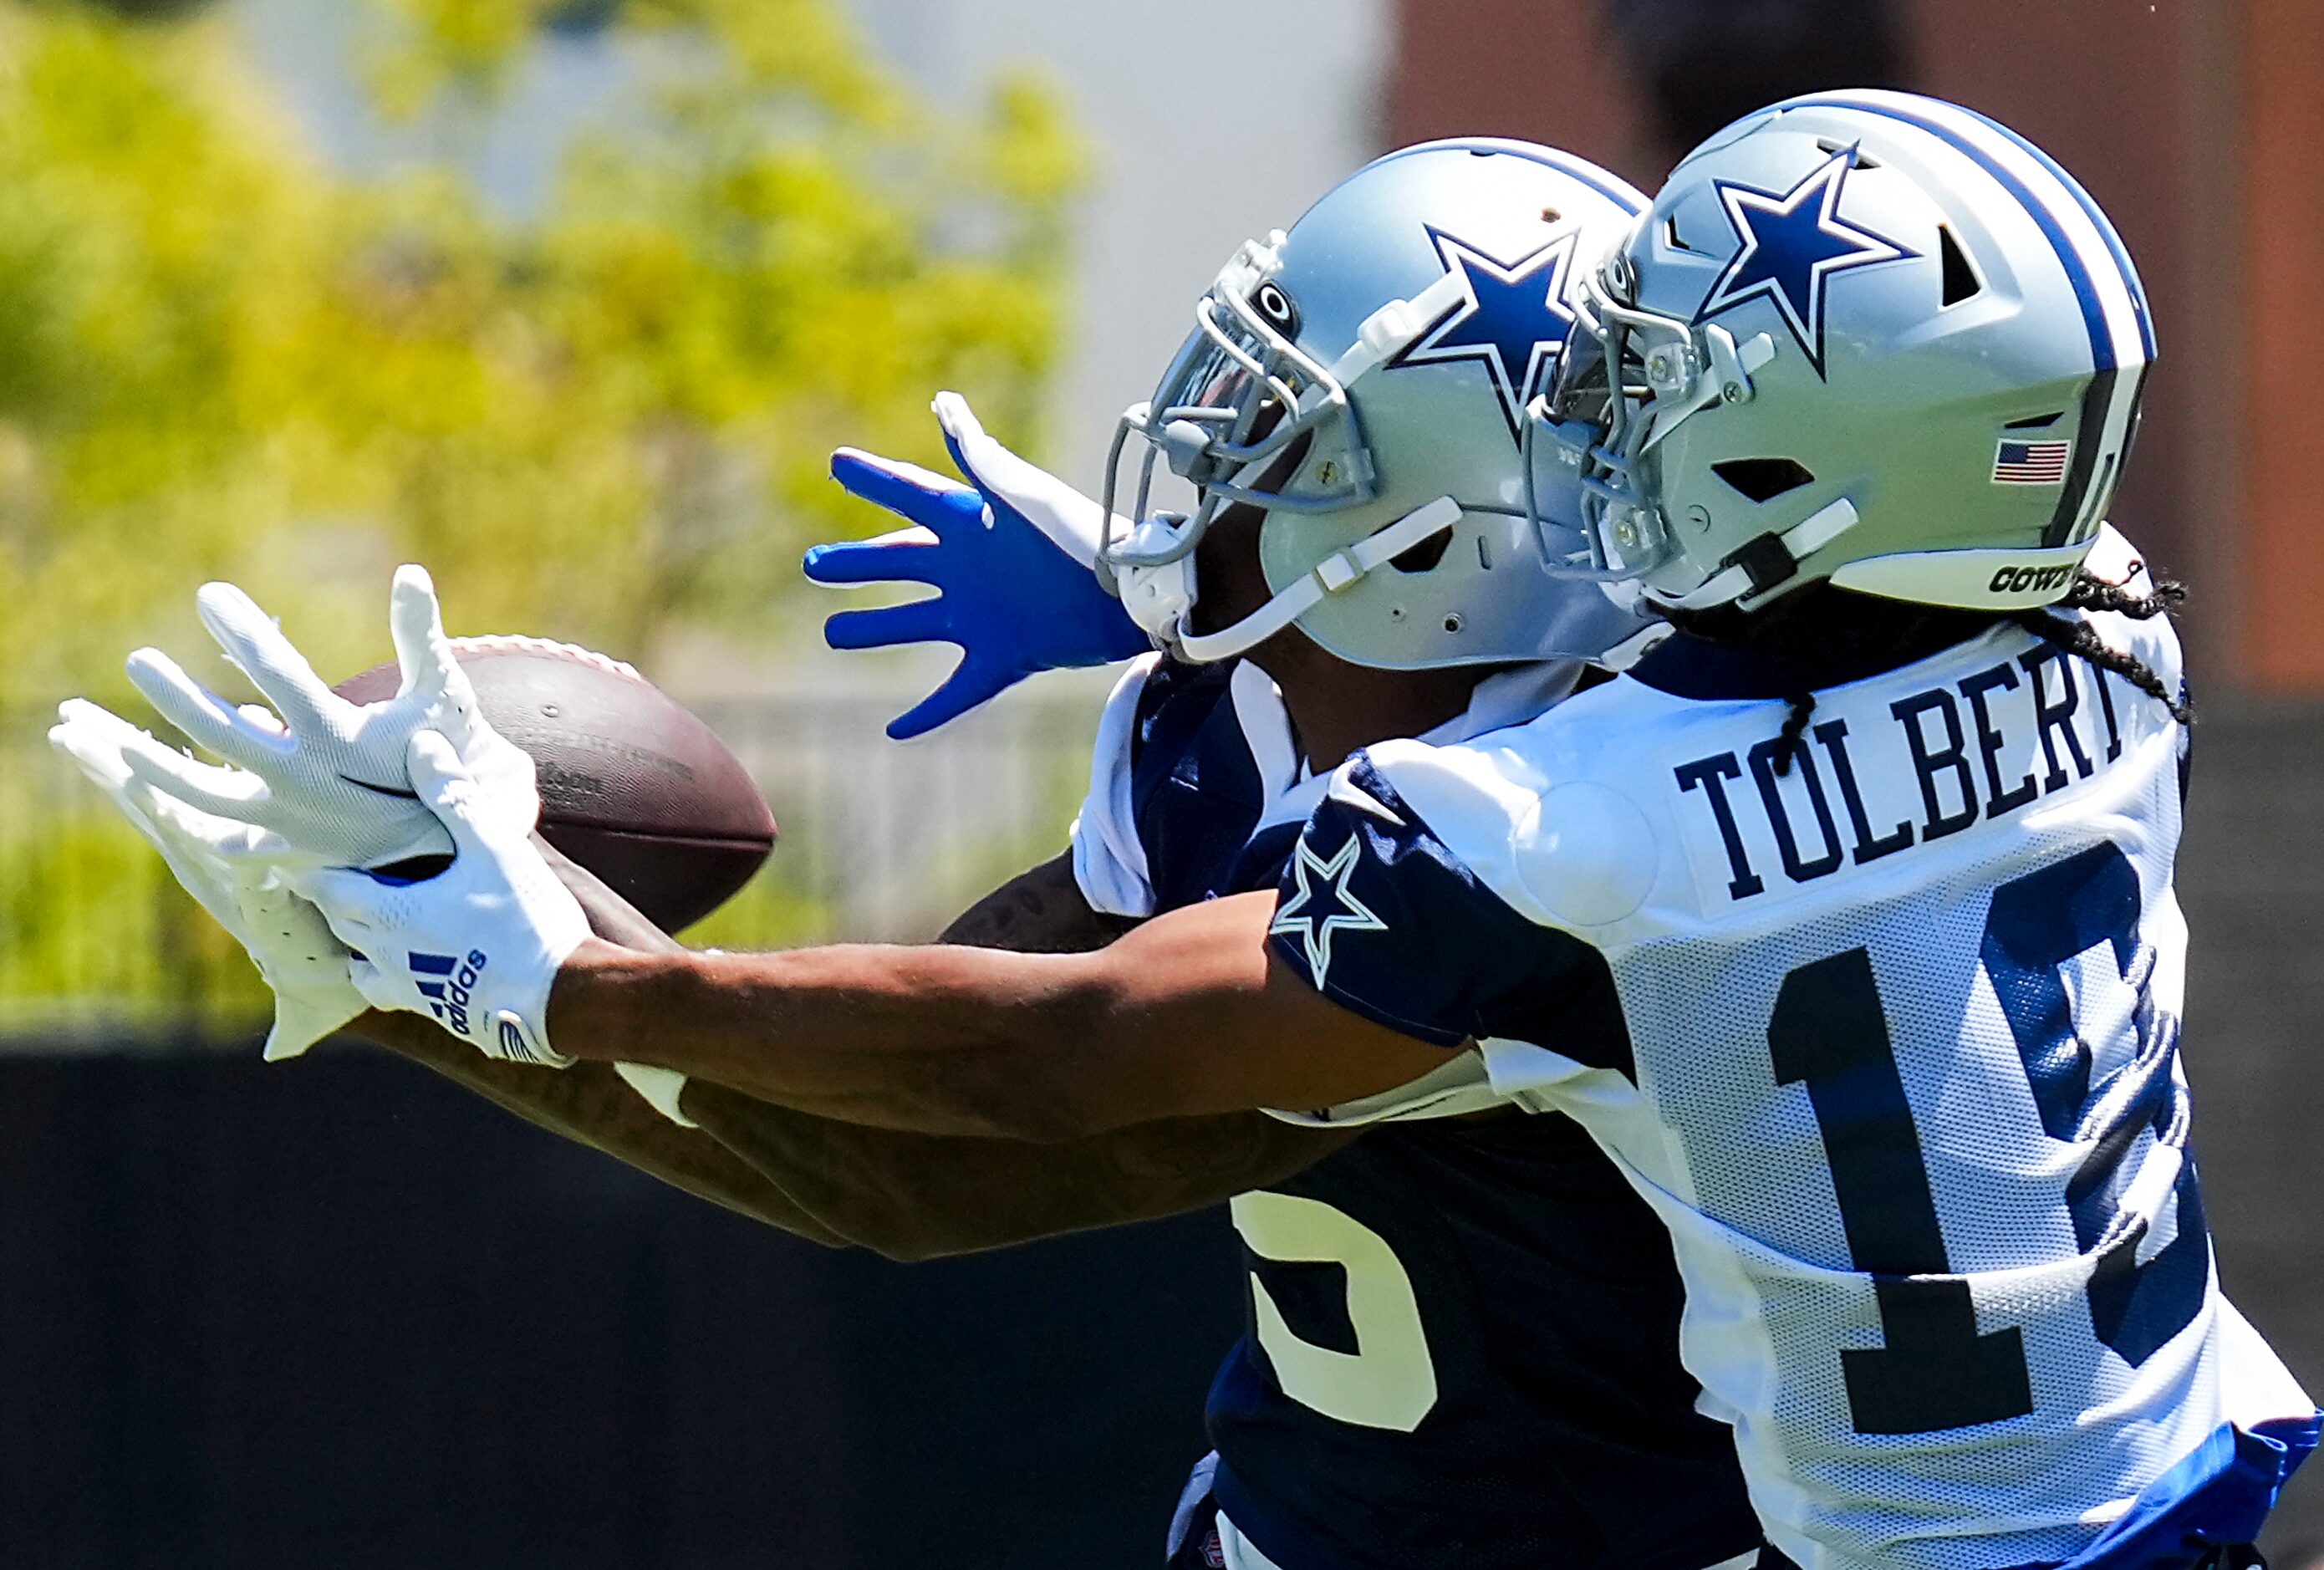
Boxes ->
[334,637,776,934]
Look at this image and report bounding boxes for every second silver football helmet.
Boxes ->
[1102,139,1651,668]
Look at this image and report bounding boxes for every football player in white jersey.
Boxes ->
[1241,93,2317,1568]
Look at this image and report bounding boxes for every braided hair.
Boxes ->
[1670,568,2190,778]
[1774,689,1818,777]
[2009,574,2192,726]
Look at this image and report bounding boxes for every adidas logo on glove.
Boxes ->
[408,948,560,1064]
[410,949,487,1038]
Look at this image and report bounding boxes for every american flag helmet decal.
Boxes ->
[1993,438,2072,485]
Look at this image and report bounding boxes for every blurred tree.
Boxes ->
[0,0,1079,706]
[0,0,1081,1023]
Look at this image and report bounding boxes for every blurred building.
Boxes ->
[1392,0,2323,696]
[838,0,1394,497]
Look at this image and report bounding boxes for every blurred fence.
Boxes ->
[0,692,1100,1043]
[4,697,2321,1564]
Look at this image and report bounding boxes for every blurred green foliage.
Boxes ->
[0,0,1083,1029]
[0,0,1078,704]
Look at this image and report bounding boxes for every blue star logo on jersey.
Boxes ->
[1391,227,1580,440]
[1695,148,1915,377]
[1270,833,1388,990]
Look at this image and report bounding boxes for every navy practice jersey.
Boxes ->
[1264,532,2318,1570]
[1071,654,1766,1570]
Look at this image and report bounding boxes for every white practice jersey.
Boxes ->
[1265,533,2315,1569]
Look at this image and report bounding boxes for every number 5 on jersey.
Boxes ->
[1231,1192,1440,1432]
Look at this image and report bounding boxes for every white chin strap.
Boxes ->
[1124,497,1464,665]
[1663,497,1862,612]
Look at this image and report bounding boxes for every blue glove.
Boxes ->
[811,393,1150,740]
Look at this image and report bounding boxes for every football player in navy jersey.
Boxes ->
[59,140,1776,1570]
[792,138,1778,1570]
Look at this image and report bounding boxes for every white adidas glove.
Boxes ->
[55,696,691,1110]
[49,700,364,1060]
[115,565,535,873]
[74,565,691,1109]
[293,729,590,1068]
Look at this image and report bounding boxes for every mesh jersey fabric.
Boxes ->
[1266,531,2316,1570]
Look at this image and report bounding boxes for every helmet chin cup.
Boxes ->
[1108,509,1203,571]
[1118,553,1198,648]
[1111,510,1203,654]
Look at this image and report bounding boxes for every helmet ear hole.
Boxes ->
[1937,225,1981,308]
[1712,457,1816,503]
[1389,531,1455,574]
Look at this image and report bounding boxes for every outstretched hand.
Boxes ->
[810,393,1149,741]
[293,730,589,1068]
[115,564,538,871]
[48,698,364,1061]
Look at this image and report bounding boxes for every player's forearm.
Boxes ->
[354,1011,847,1246]
[547,895,1290,1141]
[680,1083,1356,1260]
[547,941,1154,1139]
[499,851,1374,1252]
[550,849,1355,1254]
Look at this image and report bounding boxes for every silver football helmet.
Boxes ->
[1537,90,2154,614]
[1101,139,1651,668]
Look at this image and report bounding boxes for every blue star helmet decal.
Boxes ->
[1695,147,1916,378]
[1390,226,1581,441]
[1269,833,1388,991]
